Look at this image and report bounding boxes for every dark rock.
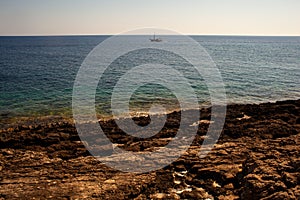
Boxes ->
[0,99,299,199]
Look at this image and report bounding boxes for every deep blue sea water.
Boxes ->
[0,35,300,120]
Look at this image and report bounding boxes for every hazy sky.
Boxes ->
[0,0,299,36]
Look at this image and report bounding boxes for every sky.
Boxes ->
[0,0,300,36]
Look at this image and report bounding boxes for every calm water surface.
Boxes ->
[0,35,299,120]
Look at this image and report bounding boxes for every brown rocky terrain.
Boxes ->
[0,99,299,199]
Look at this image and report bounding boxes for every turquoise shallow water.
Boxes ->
[0,35,299,120]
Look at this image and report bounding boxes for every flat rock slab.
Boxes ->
[0,100,299,199]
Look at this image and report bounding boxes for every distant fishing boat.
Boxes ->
[150,33,162,42]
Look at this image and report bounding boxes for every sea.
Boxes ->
[0,35,300,121]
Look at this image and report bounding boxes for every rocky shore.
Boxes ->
[0,100,299,199]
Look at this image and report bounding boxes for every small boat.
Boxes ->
[150,33,162,42]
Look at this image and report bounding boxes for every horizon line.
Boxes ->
[0,33,300,37]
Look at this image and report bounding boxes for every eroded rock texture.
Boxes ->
[0,100,299,199]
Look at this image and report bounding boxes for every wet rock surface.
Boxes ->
[0,100,299,199]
